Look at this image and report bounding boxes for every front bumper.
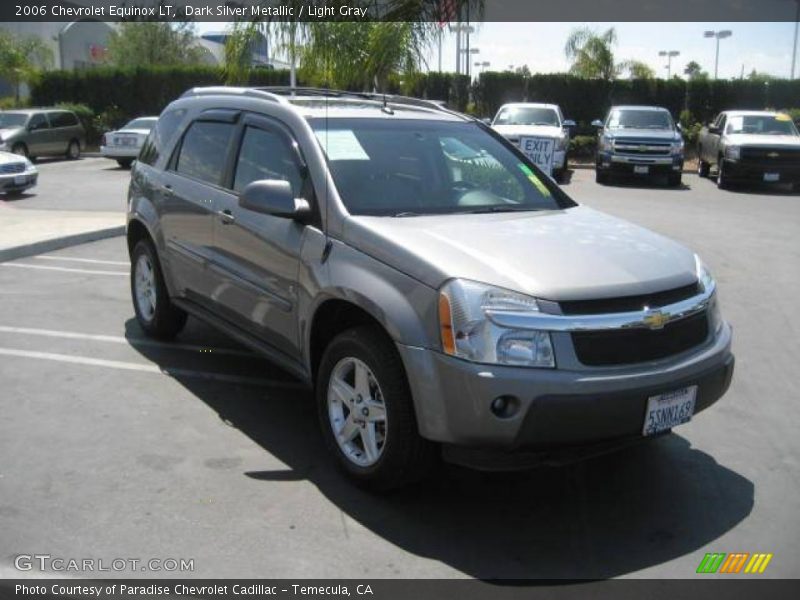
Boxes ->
[398,321,733,454]
[722,159,800,184]
[100,146,140,159]
[597,152,683,175]
[0,170,38,193]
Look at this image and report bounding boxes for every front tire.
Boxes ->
[130,239,187,340]
[117,158,133,169]
[316,326,437,490]
[11,143,28,158]
[595,169,609,185]
[717,158,730,190]
[668,173,682,187]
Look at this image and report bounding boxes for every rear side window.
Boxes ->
[138,108,187,167]
[233,126,303,194]
[175,121,235,186]
[50,112,78,127]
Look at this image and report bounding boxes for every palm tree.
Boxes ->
[564,27,618,80]
[620,60,656,80]
[0,31,52,104]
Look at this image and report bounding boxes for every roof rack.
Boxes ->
[255,86,462,115]
[179,86,289,104]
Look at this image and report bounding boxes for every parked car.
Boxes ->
[698,110,800,190]
[0,150,38,196]
[101,117,158,168]
[490,102,575,182]
[127,87,734,489]
[593,105,685,186]
[0,109,85,160]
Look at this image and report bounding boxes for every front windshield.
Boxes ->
[726,115,798,136]
[124,118,157,130]
[0,113,28,128]
[310,119,573,216]
[493,107,560,127]
[608,109,673,130]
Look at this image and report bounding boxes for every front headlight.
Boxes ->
[556,135,568,151]
[695,255,723,333]
[438,279,555,368]
[601,137,614,152]
[725,145,741,160]
[671,139,685,155]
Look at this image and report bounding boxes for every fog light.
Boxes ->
[490,395,520,419]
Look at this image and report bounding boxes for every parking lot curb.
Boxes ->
[0,225,126,263]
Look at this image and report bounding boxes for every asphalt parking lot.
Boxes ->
[1,159,799,579]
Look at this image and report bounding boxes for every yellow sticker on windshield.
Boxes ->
[519,163,551,197]
[776,113,792,121]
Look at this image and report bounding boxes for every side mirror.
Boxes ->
[238,179,310,220]
[481,117,492,126]
[562,119,577,128]
[676,123,683,132]
[591,119,604,128]
[708,126,721,135]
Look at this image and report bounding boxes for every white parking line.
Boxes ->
[35,256,129,266]
[0,347,303,389]
[0,263,127,276]
[0,325,255,358]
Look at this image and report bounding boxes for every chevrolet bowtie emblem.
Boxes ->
[643,310,669,330]
[767,152,780,158]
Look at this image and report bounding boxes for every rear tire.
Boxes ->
[316,326,437,491]
[698,158,710,178]
[130,239,187,340]
[66,140,80,160]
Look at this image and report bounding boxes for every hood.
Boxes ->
[607,128,679,141]
[343,206,698,301]
[493,124,565,139]
[0,127,23,139]
[725,133,800,148]
[0,150,27,164]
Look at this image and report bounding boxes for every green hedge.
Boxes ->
[30,67,471,123]
[475,72,800,132]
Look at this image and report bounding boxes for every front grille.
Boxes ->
[613,140,672,156]
[0,162,26,174]
[740,147,800,166]
[572,312,709,366]
[559,283,701,315]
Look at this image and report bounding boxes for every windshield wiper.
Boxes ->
[457,206,538,214]
[392,211,424,217]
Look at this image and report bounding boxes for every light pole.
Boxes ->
[461,47,479,78]
[704,30,733,79]
[792,0,800,78]
[451,24,475,75]
[658,50,680,79]
[474,61,490,78]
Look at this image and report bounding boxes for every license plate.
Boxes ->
[13,175,27,185]
[633,165,650,175]
[642,385,697,436]
[115,137,136,147]
[764,173,780,182]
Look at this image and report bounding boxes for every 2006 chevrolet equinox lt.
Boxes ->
[127,87,734,489]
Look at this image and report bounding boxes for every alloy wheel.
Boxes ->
[134,254,157,322]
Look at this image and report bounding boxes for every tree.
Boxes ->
[747,69,775,83]
[620,60,656,80]
[106,22,205,68]
[564,27,618,80]
[224,22,263,85]
[0,30,52,104]
[684,60,708,81]
[514,65,531,76]
[299,22,430,91]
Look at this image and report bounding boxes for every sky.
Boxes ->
[194,21,799,80]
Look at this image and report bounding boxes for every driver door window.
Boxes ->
[233,126,303,195]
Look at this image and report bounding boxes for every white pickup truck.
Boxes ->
[698,110,800,190]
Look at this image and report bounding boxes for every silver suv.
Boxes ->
[127,87,734,489]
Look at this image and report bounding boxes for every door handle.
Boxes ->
[162,184,174,196]
[218,209,235,224]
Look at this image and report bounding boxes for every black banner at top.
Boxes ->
[1,0,799,22]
